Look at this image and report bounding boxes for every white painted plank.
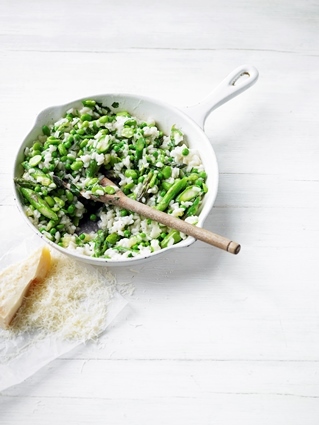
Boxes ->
[1,360,319,425]
[0,0,318,54]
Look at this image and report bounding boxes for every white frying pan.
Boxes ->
[13,64,259,266]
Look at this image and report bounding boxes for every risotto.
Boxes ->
[15,99,208,260]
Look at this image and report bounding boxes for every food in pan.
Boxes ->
[15,100,208,260]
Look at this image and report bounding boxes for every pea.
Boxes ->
[42,125,51,136]
[66,190,74,202]
[81,121,90,129]
[104,186,116,195]
[44,196,55,207]
[54,196,65,208]
[67,204,75,214]
[66,154,75,162]
[47,136,60,145]
[71,160,83,171]
[33,142,43,151]
[99,115,109,124]
[80,113,92,122]
[182,148,189,156]
[82,100,96,107]
[50,228,57,236]
[124,169,138,180]
[124,118,137,127]
[80,139,88,148]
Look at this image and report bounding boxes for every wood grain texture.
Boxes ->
[0,0,319,424]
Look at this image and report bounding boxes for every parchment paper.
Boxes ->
[0,232,127,392]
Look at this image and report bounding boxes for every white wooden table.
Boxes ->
[1,1,319,423]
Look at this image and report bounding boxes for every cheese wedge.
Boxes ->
[0,246,51,329]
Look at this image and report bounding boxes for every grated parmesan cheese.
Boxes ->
[2,249,118,342]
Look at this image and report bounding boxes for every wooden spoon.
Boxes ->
[59,176,241,255]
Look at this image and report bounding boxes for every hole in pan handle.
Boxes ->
[181,64,259,128]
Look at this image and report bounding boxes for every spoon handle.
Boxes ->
[98,189,241,255]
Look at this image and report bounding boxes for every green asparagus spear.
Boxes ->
[19,188,59,221]
[155,178,188,212]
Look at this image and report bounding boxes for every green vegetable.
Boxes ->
[162,166,172,179]
[155,178,188,212]
[96,136,113,153]
[177,185,201,202]
[44,195,55,207]
[105,233,120,246]
[20,188,59,221]
[58,143,67,156]
[185,196,201,217]
[16,98,207,259]
[71,160,83,171]
[14,178,38,190]
[80,113,92,122]
[93,230,106,257]
[104,185,116,195]
[135,137,145,159]
[86,159,99,177]
[160,230,182,248]
[30,169,54,187]
[182,148,189,156]
[124,169,138,180]
[82,100,96,107]
[42,125,51,136]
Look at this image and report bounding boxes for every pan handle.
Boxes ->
[181,64,259,128]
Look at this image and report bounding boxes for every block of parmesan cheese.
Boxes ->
[0,246,51,329]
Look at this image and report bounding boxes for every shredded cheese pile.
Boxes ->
[6,251,117,342]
